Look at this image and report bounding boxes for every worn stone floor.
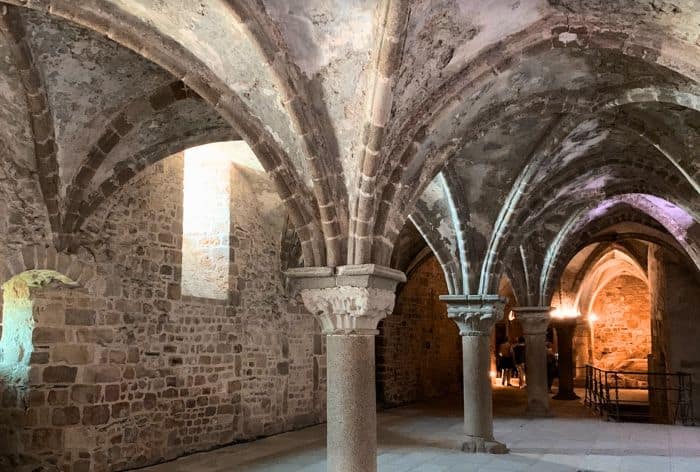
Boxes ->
[139,387,700,472]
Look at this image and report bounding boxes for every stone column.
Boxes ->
[551,317,580,400]
[440,294,508,454]
[287,264,405,472]
[514,307,551,416]
[647,245,670,422]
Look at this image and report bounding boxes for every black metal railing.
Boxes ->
[584,364,694,425]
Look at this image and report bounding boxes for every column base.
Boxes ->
[553,391,580,401]
[461,437,509,454]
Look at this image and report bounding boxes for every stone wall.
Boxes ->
[376,256,461,407]
[655,249,700,423]
[572,320,591,383]
[590,275,651,370]
[0,151,325,472]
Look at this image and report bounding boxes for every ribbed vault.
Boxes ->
[0,0,697,275]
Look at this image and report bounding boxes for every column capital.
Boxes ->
[286,264,406,335]
[550,316,579,331]
[439,294,506,336]
[513,306,552,335]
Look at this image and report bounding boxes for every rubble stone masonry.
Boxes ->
[591,275,651,370]
[376,256,461,407]
[0,153,325,472]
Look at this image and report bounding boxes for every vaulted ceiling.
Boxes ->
[0,1,698,297]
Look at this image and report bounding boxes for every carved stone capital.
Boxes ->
[287,264,406,335]
[513,306,552,335]
[439,294,506,336]
[300,286,396,334]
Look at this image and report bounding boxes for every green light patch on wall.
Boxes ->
[0,270,77,385]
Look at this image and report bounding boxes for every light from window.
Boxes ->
[181,141,261,299]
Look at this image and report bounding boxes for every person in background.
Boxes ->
[498,339,514,386]
[546,341,557,393]
[513,336,527,389]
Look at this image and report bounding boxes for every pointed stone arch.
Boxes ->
[0,246,97,292]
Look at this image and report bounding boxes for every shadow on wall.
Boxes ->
[376,256,461,408]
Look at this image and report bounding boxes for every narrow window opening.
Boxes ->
[181,141,262,299]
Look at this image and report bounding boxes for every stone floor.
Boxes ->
[140,387,700,472]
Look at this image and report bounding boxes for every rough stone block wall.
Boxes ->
[659,255,700,423]
[0,152,325,471]
[572,321,591,383]
[376,256,461,407]
[591,275,651,370]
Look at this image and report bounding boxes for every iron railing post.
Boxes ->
[614,373,620,421]
[585,365,590,407]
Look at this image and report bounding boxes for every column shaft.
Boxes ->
[441,294,508,454]
[553,320,580,400]
[515,308,551,417]
[286,264,406,472]
[327,334,377,472]
[523,331,550,415]
[462,333,494,443]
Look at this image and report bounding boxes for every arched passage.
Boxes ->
[551,225,700,424]
[553,243,654,380]
[588,274,651,372]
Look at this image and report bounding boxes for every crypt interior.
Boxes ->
[0,1,699,471]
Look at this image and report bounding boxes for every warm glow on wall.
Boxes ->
[588,312,598,324]
[551,306,580,319]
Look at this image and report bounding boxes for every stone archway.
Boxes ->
[589,274,651,373]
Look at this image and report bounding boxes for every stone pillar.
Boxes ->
[514,307,551,416]
[551,317,580,400]
[440,294,508,454]
[287,264,406,472]
[647,245,670,422]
